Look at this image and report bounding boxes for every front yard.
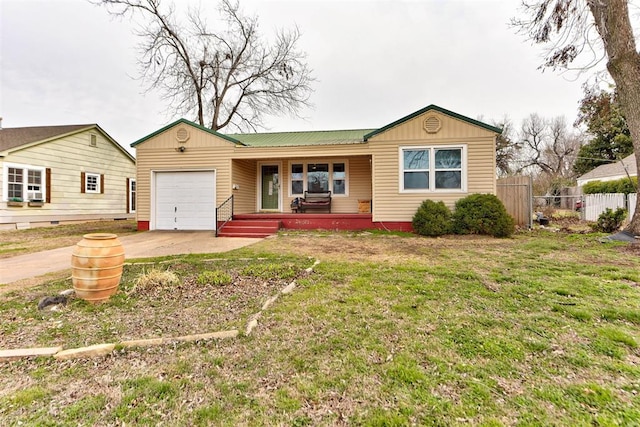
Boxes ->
[1,229,639,425]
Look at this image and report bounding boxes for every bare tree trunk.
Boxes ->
[588,0,640,235]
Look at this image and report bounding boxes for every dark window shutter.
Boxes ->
[126,178,130,213]
[46,168,51,203]
[81,172,86,193]
[100,174,105,194]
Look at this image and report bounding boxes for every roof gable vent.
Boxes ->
[90,134,97,147]
[176,127,190,143]
[423,115,442,134]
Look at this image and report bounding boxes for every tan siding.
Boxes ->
[369,111,496,142]
[231,159,257,213]
[135,146,234,222]
[1,129,135,224]
[467,141,497,194]
[233,143,371,160]
[141,125,239,150]
[135,116,497,223]
[134,123,241,223]
[370,124,497,222]
[346,156,372,212]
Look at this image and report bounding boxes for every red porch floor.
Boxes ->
[234,213,376,231]
[219,213,413,237]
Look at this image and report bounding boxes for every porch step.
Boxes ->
[217,219,281,238]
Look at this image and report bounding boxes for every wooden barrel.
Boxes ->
[71,233,125,303]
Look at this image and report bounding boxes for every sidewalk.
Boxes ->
[1,231,262,286]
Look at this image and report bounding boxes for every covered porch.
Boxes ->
[216,191,385,237]
[229,154,373,216]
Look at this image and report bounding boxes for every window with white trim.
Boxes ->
[400,146,465,192]
[332,163,346,195]
[290,161,348,195]
[129,178,136,213]
[308,163,329,192]
[3,164,45,201]
[27,169,43,200]
[8,167,24,199]
[85,173,100,193]
[291,164,304,195]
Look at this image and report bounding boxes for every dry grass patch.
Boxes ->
[0,257,312,350]
[1,231,639,425]
[0,220,137,259]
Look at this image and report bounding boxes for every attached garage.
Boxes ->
[132,108,501,233]
[153,170,216,230]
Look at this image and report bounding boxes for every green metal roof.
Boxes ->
[131,105,501,149]
[228,129,375,147]
[363,104,502,140]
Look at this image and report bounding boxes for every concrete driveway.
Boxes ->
[0,231,263,286]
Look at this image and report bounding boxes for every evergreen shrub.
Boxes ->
[591,208,627,233]
[583,177,637,194]
[451,194,515,238]
[412,200,452,237]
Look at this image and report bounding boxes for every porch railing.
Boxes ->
[215,195,234,237]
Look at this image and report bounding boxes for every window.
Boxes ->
[434,149,462,189]
[128,178,136,213]
[291,164,304,195]
[290,161,348,195]
[8,167,23,199]
[400,146,465,192]
[308,163,329,192]
[86,173,99,192]
[3,164,46,201]
[333,163,346,195]
[81,172,103,194]
[403,149,430,189]
[27,170,43,200]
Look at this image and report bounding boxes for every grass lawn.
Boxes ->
[0,220,138,259]
[1,229,639,426]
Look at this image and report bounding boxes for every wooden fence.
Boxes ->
[497,176,532,228]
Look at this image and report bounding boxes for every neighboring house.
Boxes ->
[0,124,136,229]
[131,104,501,234]
[576,153,637,187]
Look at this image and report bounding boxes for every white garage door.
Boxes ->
[154,171,216,230]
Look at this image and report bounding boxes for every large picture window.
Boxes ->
[3,164,45,201]
[400,146,465,192]
[290,161,348,195]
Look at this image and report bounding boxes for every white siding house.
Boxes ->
[0,124,136,229]
[576,154,637,186]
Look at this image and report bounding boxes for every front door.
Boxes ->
[260,164,280,211]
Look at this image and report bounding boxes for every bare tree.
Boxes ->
[492,117,519,177]
[93,0,314,132]
[513,0,640,234]
[516,114,582,194]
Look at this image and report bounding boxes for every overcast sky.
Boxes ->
[1,0,593,154]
